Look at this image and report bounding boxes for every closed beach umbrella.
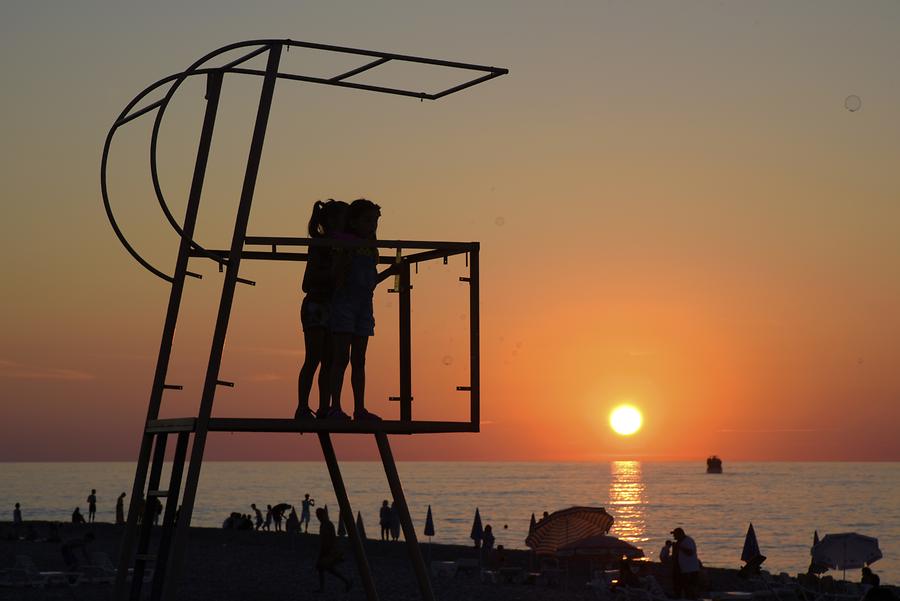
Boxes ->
[470,508,483,547]
[424,505,435,537]
[808,530,828,574]
[557,534,644,560]
[741,523,762,563]
[525,506,614,555]
[812,533,882,575]
[337,507,347,537]
[356,511,367,540]
[529,513,537,536]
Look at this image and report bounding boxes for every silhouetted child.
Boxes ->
[379,500,390,541]
[116,492,126,525]
[301,493,314,533]
[264,504,273,531]
[296,199,349,420]
[315,507,351,592]
[328,198,383,421]
[72,507,86,524]
[251,503,264,530]
[12,502,22,538]
[87,489,97,522]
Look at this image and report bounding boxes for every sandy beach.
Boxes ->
[5,520,885,601]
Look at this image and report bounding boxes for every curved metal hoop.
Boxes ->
[101,38,508,282]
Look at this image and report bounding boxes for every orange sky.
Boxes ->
[2,1,899,461]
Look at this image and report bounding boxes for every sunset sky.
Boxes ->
[2,1,899,461]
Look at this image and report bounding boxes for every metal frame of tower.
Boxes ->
[100,39,506,601]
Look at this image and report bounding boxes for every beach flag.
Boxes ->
[337,507,347,537]
[356,511,367,540]
[424,505,435,537]
[741,522,762,563]
[529,513,537,536]
[470,508,483,547]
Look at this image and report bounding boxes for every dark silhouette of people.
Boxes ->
[315,507,351,592]
[660,539,673,563]
[671,527,701,599]
[72,507,86,524]
[301,494,315,533]
[87,489,97,522]
[61,532,94,569]
[12,502,22,538]
[296,199,349,420]
[482,524,495,563]
[389,500,400,541]
[379,500,390,540]
[116,492,126,525]
[273,505,284,532]
[251,504,264,530]
[263,504,273,531]
[862,567,880,587]
[328,199,383,421]
[149,496,163,525]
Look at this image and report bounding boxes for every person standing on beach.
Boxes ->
[13,503,23,538]
[301,494,315,533]
[116,492,126,525]
[389,500,400,541]
[379,500,390,541]
[314,507,352,592]
[263,504,273,531]
[671,527,701,599]
[87,489,97,523]
[251,504,264,530]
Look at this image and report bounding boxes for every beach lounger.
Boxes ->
[430,560,458,579]
[456,558,479,576]
[14,555,81,587]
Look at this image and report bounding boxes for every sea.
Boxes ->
[2,461,898,583]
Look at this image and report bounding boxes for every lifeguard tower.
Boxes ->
[100,39,507,601]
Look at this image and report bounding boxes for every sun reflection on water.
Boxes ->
[609,460,648,544]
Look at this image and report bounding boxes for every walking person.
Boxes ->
[263,504,273,531]
[87,489,97,523]
[314,507,351,593]
[251,504,264,531]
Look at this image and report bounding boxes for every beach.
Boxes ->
[4,521,893,601]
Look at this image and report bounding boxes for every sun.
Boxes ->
[609,404,643,436]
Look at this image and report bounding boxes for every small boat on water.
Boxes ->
[706,455,723,473]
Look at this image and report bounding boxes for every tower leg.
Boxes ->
[375,432,436,601]
[318,433,379,601]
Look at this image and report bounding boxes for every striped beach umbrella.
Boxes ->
[525,506,614,555]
